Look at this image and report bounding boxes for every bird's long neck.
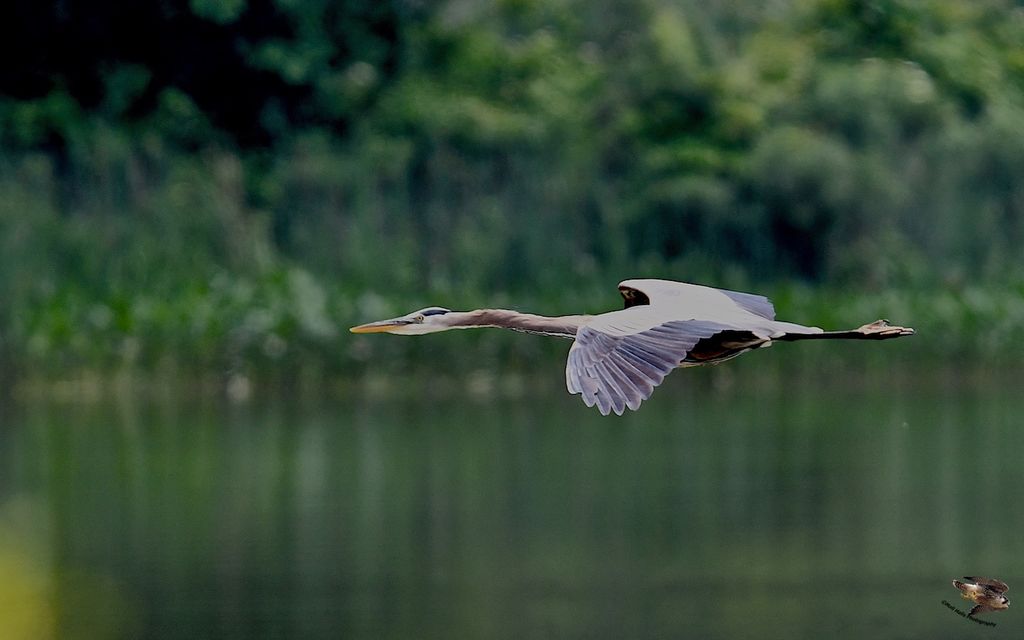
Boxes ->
[450,309,590,338]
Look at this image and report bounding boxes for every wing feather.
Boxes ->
[618,343,677,371]
[720,290,776,320]
[608,353,656,398]
[594,364,628,415]
[566,316,728,415]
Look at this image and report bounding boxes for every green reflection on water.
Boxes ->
[1,372,1022,639]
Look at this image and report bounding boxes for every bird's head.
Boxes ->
[350,307,455,335]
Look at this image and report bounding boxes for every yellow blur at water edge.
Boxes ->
[0,497,132,640]
[0,498,55,640]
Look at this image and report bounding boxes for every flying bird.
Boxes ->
[953,577,1010,617]
[350,279,914,415]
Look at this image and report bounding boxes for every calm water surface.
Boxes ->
[1,368,1022,639]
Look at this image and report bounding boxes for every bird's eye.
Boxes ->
[414,314,425,322]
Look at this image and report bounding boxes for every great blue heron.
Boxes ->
[350,278,914,415]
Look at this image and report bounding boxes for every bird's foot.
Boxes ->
[857,319,915,338]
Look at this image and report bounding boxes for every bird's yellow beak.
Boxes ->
[349,318,410,334]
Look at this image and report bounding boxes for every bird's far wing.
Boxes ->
[719,289,776,320]
[965,577,1009,594]
[618,279,776,320]
[566,312,728,415]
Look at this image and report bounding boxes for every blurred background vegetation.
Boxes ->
[3,0,1024,389]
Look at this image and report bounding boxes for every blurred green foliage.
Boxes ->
[2,0,1024,382]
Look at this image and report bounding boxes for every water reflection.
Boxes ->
[1,371,1023,639]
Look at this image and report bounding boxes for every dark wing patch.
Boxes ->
[618,286,651,309]
[685,330,765,363]
[566,320,727,415]
[720,289,776,320]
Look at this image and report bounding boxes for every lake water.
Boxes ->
[1,366,1022,639]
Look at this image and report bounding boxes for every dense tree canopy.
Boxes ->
[2,0,1024,379]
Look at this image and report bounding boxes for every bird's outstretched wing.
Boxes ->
[964,577,1009,594]
[566,309,730,415]
[969,604,997,617]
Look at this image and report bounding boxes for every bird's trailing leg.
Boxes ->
[853,319,916,338]
[774,319,915,342]
[683,319,913,366]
